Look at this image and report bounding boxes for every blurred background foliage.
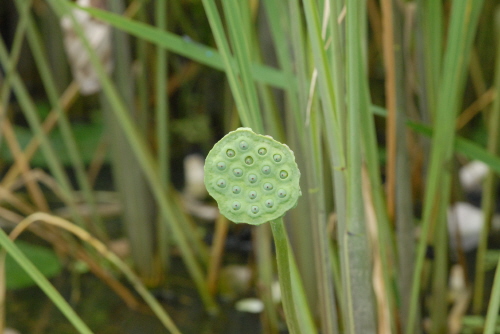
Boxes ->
[1,0,500,333]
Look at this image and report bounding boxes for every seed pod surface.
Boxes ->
[204,127,301,225]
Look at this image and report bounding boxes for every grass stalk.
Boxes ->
[406,1,486,333]
[484,254,500,334]
[200,0,254,130]
[301,1,348,332]
[381,0,397,220]
[78,5,289,90]
[417,0,443,120]
[13,0,106,239]
[0,1,50,213]
[253,224,280,334]
[430,201,449,334]
[270,217,300,334]
[48,0,217,312]
[473,9,500,313]
[106,0,159,282]
[0,37,86,230]
[8,212,181,334]
[345,0,377,332]
[221,0,262,130]
[0,229,93,334]
[155,0,170,276]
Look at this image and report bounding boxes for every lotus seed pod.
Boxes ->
[204,127,302,225]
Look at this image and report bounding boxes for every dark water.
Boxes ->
[6,262,264,334]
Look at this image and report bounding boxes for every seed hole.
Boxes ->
[232,201,241,210]
[217,162,226,170]
[280,170,289,179]
[232,186,241,194]
[233,168,243,177]
[249,191,257,199]
[263,183,273,191]
[217,179,227,188]
[239,141,249,150]
[277,189,287,198]
[226,149,235,157]
[273,154,282,162]
[251,206,259,214]
[258,148,267,155]
[262,166,271,174]
[248,174,257,183]
[245,156,254,165]
[265,200,274,208]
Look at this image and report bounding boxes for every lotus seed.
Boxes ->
[217,179,227,188]
[204,127,302,225]
[217,162,226,170]
[277,189,287,198]
[240,141,249,150]
[263,182,273,190]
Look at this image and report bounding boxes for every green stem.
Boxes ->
[270,217,299,334]
[484,255,500,334]
[0,230,93,334]
[473,7,500,313]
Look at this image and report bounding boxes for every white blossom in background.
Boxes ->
[4,329,21,334]
[184,153,207,200]
[448,202,500,252]
[60,0,112,95]
[182,153,218,220]
[235,298,264,313]
[459,160,489,192]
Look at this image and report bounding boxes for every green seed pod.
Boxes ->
[204,127,301,225]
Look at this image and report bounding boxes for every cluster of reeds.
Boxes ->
[1,0,500,333]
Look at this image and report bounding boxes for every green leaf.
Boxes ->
[75,4,288,90]
[6,240,62,290]
[0,122,105,167]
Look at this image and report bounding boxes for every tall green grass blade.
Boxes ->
[155,0,169,190]
[200,0,257,131]
[430,202,449,333]
[155,0,170,277]
[221,1,262,129]
[389,4,417,330]
[473,7,500,313]
[417,0,443,119]
[0,37,85,229]
[72,5,288,91]
[48,0,218,312]
[0,230,93,334]
[270,218,300,334]
[345,0,377,332]
[406,1,485,333]
[12,0,106,239]
[302,1,346,332]
[484,255,500,334]
[262,2,326,332]
[135,7,150,133]
[106,0,160,281]
[0,0,29,153]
